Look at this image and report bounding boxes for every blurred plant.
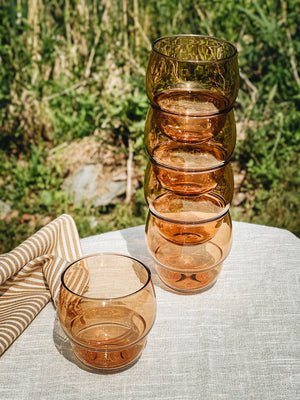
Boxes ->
[0,0,299,253]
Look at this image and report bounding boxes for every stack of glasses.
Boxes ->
[144,35,239,294]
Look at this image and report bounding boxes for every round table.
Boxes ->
[0,221,299,400]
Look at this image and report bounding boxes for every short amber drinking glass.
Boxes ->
[146,191,230,245]
[146,209,232,293]
[144,106,236,160]
[144,158,234,200]
[58,254,156,372]
[146,35,239,115]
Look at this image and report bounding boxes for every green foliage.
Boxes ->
[0,0,299,253]
[0,145,65,213]
[48,87,100,144]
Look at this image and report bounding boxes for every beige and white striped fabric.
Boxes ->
[0,214,82,356]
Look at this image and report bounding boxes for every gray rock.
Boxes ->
[0,200,11,213]
[65,164,127,207]
[233,192,247,206]
[94,181,127,207]
[68,165,98,205]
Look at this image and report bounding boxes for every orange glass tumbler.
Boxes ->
[58,254,156,372]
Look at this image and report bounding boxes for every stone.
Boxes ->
[94,181,127,207]
[67,165,98,205]
[0,200,11,213]
[65,164,127,207]
[233,192,247,206]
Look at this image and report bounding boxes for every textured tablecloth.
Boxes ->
[0,221,299,400]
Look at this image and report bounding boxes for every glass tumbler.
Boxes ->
[144,160,234,201]
[58,254,156,372]
[146,209,232,293]
[146,35,239,114]
[144,106,237,165]
[144,35,238,294]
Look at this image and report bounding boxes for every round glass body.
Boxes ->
[58,254,156,372]
[146,210,232,293]
[146,35,239,113]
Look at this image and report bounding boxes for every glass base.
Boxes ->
[73,350,144,374]
[70,337,147,373]
[155,264,222,294]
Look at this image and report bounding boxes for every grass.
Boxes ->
[0,0,299,253]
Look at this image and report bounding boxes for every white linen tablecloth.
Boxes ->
[0,221,299,400]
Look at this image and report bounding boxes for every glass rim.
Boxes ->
[149,195,230,225]
[152,34,238,63]
[150,100,234,118]
[61,253,152,300]
[65,329,149,353]
[155,252,225,273]
[146,147,230,173]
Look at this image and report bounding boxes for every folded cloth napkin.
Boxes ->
[0,214,82,356]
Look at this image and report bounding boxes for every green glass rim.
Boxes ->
[152,34,237,63]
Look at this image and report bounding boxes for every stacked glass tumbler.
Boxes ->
[144,35,239,294]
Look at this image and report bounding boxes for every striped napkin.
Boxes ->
[0,214,82,356]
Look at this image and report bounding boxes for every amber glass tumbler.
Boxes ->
[146,35,239,113]
[144,35,238,294]
[145,106,236,159]
[147,190,230,245]
[146,210,232,293]
[58,254,156,372]
[144,159,234,201]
